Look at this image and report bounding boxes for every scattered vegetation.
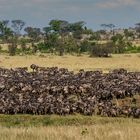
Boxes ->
[1,19,140,57]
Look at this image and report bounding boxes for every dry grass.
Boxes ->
[0,115,140,140]
[0,53,140,72]
[0,122,140,140]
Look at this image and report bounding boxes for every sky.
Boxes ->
[0,0,140,30]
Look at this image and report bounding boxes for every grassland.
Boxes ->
[0,123,140,140]
[0,53,140,140]
[0,115,140,140]
[0,53,140,72]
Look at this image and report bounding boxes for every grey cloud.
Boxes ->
[96,0,139,9]
[0,0,139,30]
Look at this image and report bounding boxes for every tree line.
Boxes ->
[0,19,140,57]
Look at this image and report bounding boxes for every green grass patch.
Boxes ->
[0,114,140,128]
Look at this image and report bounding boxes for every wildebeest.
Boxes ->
[0,65,139,118]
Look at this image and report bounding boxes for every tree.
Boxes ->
[24,27,42,53]
[43,27,52,37]
[80,40,91,53]
[8,43,16,56]
[107,24,115,35]
[100,24,108,31]
[89,31,101,40]
[100,24,109,40]
[70,21,85,32]
[135,23,140,31]
[0,20,13,43]
[49,20,70,34]
[107,24,115,31]
[11,20,25,36]
[43,32,59,53]
[0,20,16,56]
[135,23,140,38]
[62,35,78,54]
[101,23,115,31]
[9,20,26,55]
[124,29,134,40]
[70,21,86,39]
[24,27,42,43]
[19,38,28,52]
[111,34,126,53]
[49,20,61,32]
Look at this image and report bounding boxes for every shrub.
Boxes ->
[32,43,38,54]
[137,46,140,52]
[8,44,16,56]
[124,45,140,53]
[90,42,113,57]
[79,40,91,53]
[37,42,48,52]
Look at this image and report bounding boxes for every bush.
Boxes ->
[137,46,140,52]
[124,45,140,53]
[79,40,91,53]
[8,44,16,56]
[16,48,22,54]
[37,42,48,51]
[32,43,38,54]
[90,43,113,57]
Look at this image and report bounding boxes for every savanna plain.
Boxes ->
[0,53,140,140]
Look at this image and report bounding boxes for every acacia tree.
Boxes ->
[101,24,108,31]
[43,19,87,55]
[11,20,25,36]
[0,20,13,43]
[24,27,42,53]
[108,24,115,32]
[0,20,15,55]
[48,20,86,37]
[101,24,115,31]
[43,26,58,53]
[100,24,108,39]
[70,21,86,39]
[9,20,25,55]
[111,34,127,53]
[48,20,71,38]
[135,23,140,38]
[124,29,134,40]
[47,20,71,55]
[24,27,42,43]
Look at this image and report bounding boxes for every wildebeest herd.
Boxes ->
[0,65,140,118]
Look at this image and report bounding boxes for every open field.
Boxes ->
[0,53,140,72]
[0,115,140,140]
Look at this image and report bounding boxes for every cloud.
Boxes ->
[0,0,139,30]
[96,0,139,9]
